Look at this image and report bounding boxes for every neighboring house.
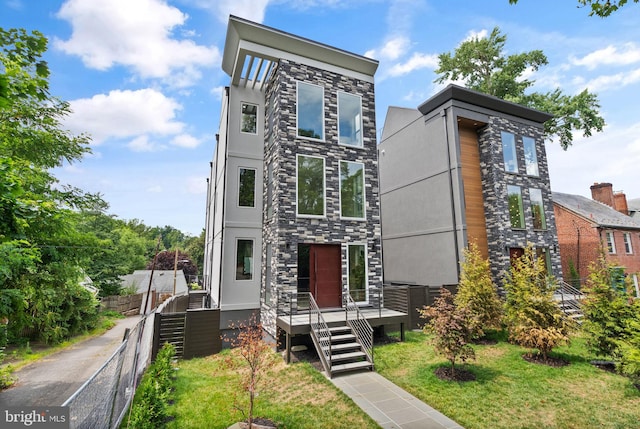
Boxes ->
[553,183,640,297]
[629,197,640,220]
[203,16,390,339]
[120,270,189,313]
[378,84,562,287]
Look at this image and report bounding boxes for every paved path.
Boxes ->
[331,371,464,429]
[0,316,141,408]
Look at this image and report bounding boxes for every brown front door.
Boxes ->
[309,244,342,308]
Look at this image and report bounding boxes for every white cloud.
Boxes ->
[581,67,640,92]
[211,86,226,99]
[571,43,640,70]
[387,52,439,77]
[366,36,410,61]
[464,29,488,42]
[55,0,220,86]
[189,0,271,23]
[171,134,201,148]
[128,135,158,152]
[186,175,207,194]
[66,89,185,144]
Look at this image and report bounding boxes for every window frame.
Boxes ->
[337,91,363,148]
[501,131,519,173]
[235,238,254,281]
[347,243,368,303]
[339,160,366,220]
[296,81,325,141]
[529,188,547,230]
[237,167,256,208]
[296,154,326,218]
[606,231,617,254]
[240,102,258,135]
[623,232,633,254]
[523,136,539,176]
[507,184,525,229]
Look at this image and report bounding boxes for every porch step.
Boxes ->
[330,350,368,363]
[331,333,356,342]
[331,360,373,374]
[325,342,361,353]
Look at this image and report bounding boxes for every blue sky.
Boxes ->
[2,0,640,235]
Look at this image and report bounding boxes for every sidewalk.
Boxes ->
[331,371,464,429]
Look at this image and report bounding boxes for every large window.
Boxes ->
[529,188,546,230]
[241,103,258,134]
[624,232,633,254]
[338,92,363,147]
[523,136,539,176]
[507,185,525,229]
[297,82,324,140]
[606,231,616,254]
[238,168,256,207]
[348,244,367,302]
[235,239,254,280]
[297,155,325,216]
[340,161,365,219]
[501,132,518,173]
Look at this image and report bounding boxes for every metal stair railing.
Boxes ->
[555,280,585,320]
[308,293,333,376]
[344,292,374,366]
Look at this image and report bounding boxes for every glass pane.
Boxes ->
[238,168,255,207]
[507,185,525,228]
[297,82,324,140]
[340,161,365,218]
[236,239,253,280]
[338,92,363,147]
[529,188,546,230]
[297,155,325,216]
[241,103,257,134]
[348,244,366,302]
[523,136,539,176]
[501,132,518,173]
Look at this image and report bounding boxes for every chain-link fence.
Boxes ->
[62,313,155,429]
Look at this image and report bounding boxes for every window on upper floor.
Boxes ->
[529,188,546,230]
[523,136,539,176]
[507,185,525,229]
[623,232,633,254]
[606,231,616,254]
[338,92,363,147]
[236,239,254,281]
[297,154,325,217]
[241,103,258,134]
[238,167,256,207]
[297,82,324,140]
[501,131,518,173]
[340,161,365,219]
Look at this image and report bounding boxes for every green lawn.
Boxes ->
[167,349,380,429]
[375,331,640,429]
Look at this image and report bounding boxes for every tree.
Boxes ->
[146,250,198,280]
[454,242,503,339]
[183,229,205,277]
[509,0,638,17]
[503,245,574,360]
[420,288,475,378]
[434,27,605,150]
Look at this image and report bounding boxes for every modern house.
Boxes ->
[379,84,562,288]
[553,183,640,297]
[203,16,407,374]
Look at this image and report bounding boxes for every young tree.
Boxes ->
[434,27,605,150]
[503,245,574,360]
[454,242,503,339]
[420,288,475,378]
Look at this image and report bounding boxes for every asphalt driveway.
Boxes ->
[0,315,141,408]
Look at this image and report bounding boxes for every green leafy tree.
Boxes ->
[146,250,198,280]
[183,229,205,277]
[420,288,475,377]
[503,245,574,360]
[454,242,503,339]
[509,0,638,17]
[435,27,605,150]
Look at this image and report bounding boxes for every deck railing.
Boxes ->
[308,293,332,375]
[555,280,585,321]
[344,292,374,365]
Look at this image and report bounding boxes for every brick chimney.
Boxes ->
[590,182,629,215]
[614,191,629,215]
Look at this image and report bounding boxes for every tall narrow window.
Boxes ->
[238,168,256,207]
[501,132,518,173]
[536,247,552,275]
[297,82,324,140]
[623,232,633,254]
[236,239,253,280]
[348,244,367,302]
[507,185,525,229]
[529,188,546,230]
[340,161,365,219]
[338,92,363,147]
[523,136,539,176]
[606,231,616,254]
[297,155,325,216]
[241,103,258,134]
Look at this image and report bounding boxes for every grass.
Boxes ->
[167,348,380,429]
[375,330,640,429]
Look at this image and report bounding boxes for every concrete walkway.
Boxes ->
[331,371,463,429]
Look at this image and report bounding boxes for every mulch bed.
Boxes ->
[434,366,476,382]
[522,353,569,367]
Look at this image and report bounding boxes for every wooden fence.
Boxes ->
[383,284,458,329]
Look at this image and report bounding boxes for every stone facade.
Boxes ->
[478,116,563,283]
[260,60,382,337]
